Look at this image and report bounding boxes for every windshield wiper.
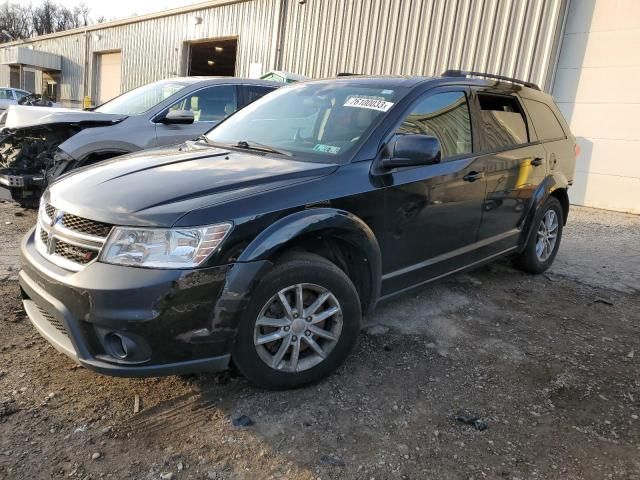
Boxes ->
[235,140,293,157]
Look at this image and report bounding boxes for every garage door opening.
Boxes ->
[188,38,237,77]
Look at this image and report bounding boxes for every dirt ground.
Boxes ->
[0,200,639,480]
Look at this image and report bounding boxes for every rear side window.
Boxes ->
[244,85,274,105]
[396,91,473,159]
[477,94,528,150]
[523,99,566,141]
[169,85,237,123]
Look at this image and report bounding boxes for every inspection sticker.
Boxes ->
[313,144,341,154]
[344,96,394,112]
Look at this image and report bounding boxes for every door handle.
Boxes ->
[531,157,543,166]
[463,171,485,182]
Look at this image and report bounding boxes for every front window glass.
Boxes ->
[96,80,187,115]
[168,85,237,123]
[206,83,404,163]
[397,91,473,159]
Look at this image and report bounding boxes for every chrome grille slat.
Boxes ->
[37,202,112,271]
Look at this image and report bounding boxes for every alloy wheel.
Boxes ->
[535,209,559,262]
[253,283,343,372]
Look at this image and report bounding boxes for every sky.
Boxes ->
[53,0,206,22]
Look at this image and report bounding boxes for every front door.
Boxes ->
[154,85,238,146]
[472,90,548,251]
[380,88,486,295]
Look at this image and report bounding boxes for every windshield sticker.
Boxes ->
[313,144,341,155]
[344,96,394,112]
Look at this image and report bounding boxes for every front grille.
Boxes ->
[44,204,56,220]
[54,241,99,265]
[61,212,112,238]
[39,227,49,245]
[35,304,67,336]
[36,203,111,271]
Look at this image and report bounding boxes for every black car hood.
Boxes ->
[47,141,338,227]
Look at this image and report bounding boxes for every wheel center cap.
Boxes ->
[291,318,306,335]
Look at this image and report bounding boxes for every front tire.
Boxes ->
[232,252,361,390]
[513,196,563,274]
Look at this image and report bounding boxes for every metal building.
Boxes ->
[0,0,569,107]
[0,0,638,214]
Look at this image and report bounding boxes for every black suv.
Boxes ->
[20,72,577,389]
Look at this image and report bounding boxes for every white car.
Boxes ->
[0,88,31,111]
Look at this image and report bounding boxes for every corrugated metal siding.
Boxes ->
[24,32,87,104]
[0,0,567,104]
[279,0,566,90]
[1,0,278,105]
[89,0,278,94]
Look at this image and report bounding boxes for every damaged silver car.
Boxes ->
[0,77,279,207]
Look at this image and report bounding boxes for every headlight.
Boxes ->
[100,223,232,268]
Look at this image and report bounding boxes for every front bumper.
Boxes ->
[19,227,271,377]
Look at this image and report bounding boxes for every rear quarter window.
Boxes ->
[477,94,529,150]
[523,99,566,141]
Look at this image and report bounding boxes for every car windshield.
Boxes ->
[206,82,404,163]
[96,80,187,115]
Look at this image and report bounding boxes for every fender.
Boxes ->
[237,208,383,312]
[519,172,570,250]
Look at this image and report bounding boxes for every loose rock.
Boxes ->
[232,415,254,427]
[365,325,390,336]
[320,454,345,467]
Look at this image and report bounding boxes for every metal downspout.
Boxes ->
[273,0,288,71]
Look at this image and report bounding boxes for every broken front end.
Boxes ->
[0,125,79,207]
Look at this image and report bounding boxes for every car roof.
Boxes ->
[169,76,281,88]
[301,74,545,96]
[302,75,433,88]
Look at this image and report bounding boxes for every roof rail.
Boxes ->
[441,70,541,91]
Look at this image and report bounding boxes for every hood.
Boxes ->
[3,105,127,130]
[47,141,338,227]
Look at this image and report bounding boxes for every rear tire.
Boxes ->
[232,252,361,390]
[513,196,563,274]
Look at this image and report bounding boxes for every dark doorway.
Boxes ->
[188,38,237,76]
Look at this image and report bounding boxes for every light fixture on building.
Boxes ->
[214,46,223,52]
[193,16,203,25]
[207,60,215,66]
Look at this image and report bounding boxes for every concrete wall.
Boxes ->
[553,0,640,214]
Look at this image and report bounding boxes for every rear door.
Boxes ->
[154,84,239,146]
[521,98,575,184]
[381,87,487,294]
[471,89,548,251]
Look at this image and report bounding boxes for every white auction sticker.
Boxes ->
[344,96,394,112]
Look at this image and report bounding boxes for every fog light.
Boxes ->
[105,332,133,359]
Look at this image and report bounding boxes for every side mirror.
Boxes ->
[160,109,195,125]
[381,134,442,168]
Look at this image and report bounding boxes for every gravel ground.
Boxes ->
[0,200,639,480]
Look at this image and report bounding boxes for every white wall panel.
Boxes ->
[554,0,640,213]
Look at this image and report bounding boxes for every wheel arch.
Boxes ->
[237,208,383,314]
[520,173,570,249]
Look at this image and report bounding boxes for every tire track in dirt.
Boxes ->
[118,393,220,437]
